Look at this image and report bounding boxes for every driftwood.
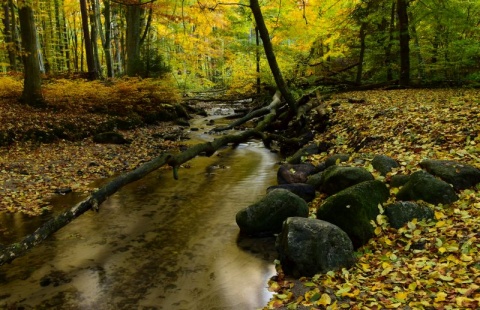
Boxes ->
[0,93,282,267]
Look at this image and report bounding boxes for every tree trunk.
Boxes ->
[80,0,97,80]
[408,11,424,80]
[89,0,102,79]
[2,0,17,70]
[18,3,45,106]
[126,2,143,76]
[62,7,71,72]
[249,0,297,112]
[385,1,395,81]
[397,0,410,86]
[356,22,366,85]
[255,26,261,95]
[102,0,114,78]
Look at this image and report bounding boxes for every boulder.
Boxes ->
[287,143,320,164]
[277,163,316,184]
[316,180,389,248]
[419,159,480,191]
[276,217,355,277]
[306,172,323,189]
[325,153,350,168]
[236,189,309,236]
[389,174,410,188]
[372,155,399,176]
[319,165,374,195]
[396,170,458,205]
[93,132,130,144]
[267,183,316,202]
[384,201,434,229]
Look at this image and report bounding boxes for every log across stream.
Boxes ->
[0,112,280,309]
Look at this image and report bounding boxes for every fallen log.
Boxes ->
[0,93,281,267]
[214,90,283,132]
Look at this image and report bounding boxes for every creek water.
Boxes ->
[0,113,280,309]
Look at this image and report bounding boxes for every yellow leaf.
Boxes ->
[434,210,445,220]
[381,267,393,276]
[460,254,473,262]
[384,237,393,246]
[317,293,332,306]
[268,281,281,292]
[434,291,447,302]
[360,263,371,272]
[408,282,417,291]
[436,220,446,228]
[374,226,382,235]
[395,291,408,301]
[438,247,446,254]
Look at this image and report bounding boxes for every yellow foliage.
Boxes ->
[0,75,23,98]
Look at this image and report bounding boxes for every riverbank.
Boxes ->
[0,123,185,216]
[264,88,480,309]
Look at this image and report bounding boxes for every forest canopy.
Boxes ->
[1,0,480,95]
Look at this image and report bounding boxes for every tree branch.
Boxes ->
[214,90,283,131]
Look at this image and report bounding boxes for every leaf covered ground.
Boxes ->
[0,76,183,216]
[265,89,480,309]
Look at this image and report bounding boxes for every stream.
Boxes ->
[0,110,280,309]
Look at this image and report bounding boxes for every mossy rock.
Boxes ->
[276,217,355,277]
[319,165,374,195]
[396,170,458,205]
[325,153,350,168]
[384,201,434,229]
[419,159,480,191]
[372,155,399,176]
[236,189,309,236]
[316,180,389,248]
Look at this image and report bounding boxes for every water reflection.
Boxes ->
[0,126,280,309]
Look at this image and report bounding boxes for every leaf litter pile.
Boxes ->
[265,89,480,309]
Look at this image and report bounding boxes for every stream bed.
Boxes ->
[0,113,280,309]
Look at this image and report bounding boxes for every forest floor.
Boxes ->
[265,88,480,309]
[0,76,187,216]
